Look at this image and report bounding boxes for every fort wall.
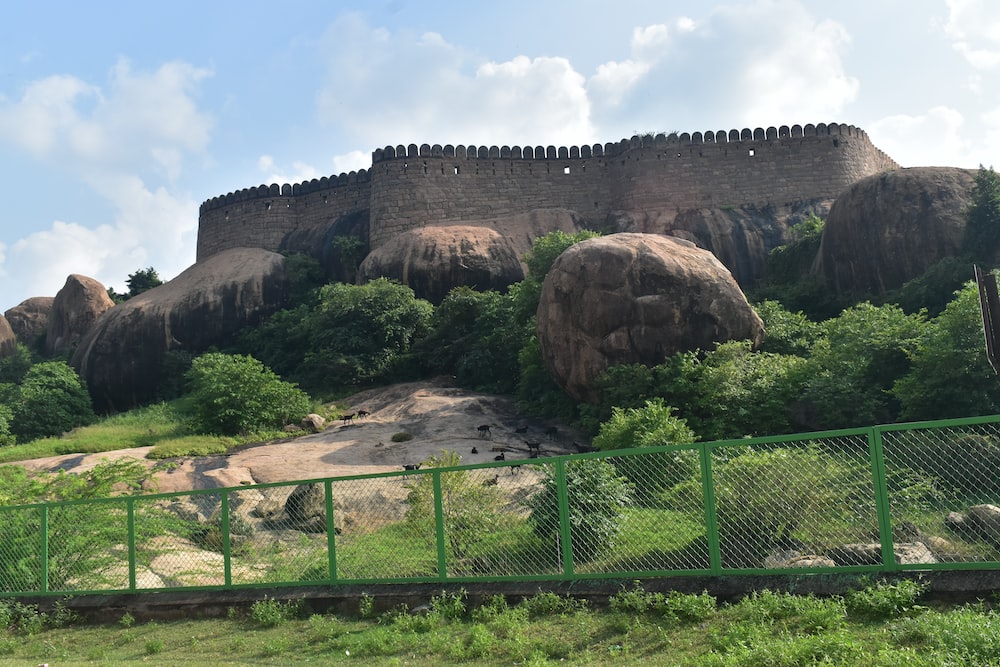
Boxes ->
[196,123,898,260]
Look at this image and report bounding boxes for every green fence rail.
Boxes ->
[2,415,999,597]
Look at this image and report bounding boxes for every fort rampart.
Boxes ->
[197,123,898,260]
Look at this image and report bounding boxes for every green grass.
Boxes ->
[0,585,997,665]
[0,400,295,464]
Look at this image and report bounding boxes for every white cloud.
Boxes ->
[869,107,978,168]
[315,13,595,147]
[333,150,370,174]
[945,0,1000,69]
[256,155,323,186]
[0,59,212,307]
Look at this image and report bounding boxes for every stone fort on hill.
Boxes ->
[196,122,898,263]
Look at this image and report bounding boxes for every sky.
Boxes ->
[0,0,998,311]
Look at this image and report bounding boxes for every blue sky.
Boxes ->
[1,0,998,310]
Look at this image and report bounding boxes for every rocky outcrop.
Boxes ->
[358,225,526,304]
[814,167,976,295]
[4,296,53,347]
[71,248,288,412]
[0,316,15,358]
[45,275,115,356]
[279,209,370,284]
[536,233,765,403]
[612,201,831,287]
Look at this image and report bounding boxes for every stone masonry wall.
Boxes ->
[196,123,898,260]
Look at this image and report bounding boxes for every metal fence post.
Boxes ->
[39,504,48,594]
[699,443,722,574]
[221,491,232,587]
[432,471,448,579]
[127,497,137,591]
[554,459,575,578]
[869,426,896,571]
[325,479,337,583]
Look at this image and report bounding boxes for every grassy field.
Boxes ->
[1,582,998,666]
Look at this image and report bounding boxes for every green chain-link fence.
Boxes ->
[2,415,999,596]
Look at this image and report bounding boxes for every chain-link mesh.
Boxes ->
[133,492,225,588]
[5,419,1000,597]
[571,448,709,574]
[880,421,1000,564]
[441,461,559,577]
[710,434,878,570]
[332,474,428,580]
[48,500,130,592]
[0,505,42,594]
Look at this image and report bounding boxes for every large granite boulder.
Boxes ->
[537,233,764,403]
[814,167,976,295]
[46,275,115,356]
[0,316,15,358]
[71,248,288,412]
[358,225,525,304]
[4,296,54,347]
[611,201,831,287]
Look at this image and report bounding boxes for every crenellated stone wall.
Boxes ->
[196,123,899,260]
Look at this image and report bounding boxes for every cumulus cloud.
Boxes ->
[869,107,978,168]
[944,0,1000,70]
[0,59,212,307]
[315,13,595,147]
[257,155,323,186]
[587,0,858,137]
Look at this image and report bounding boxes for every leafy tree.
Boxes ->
[185,352,310,435]
[799,302,927,429]
[894,280,1000,420]
[515,335,579,422]
[417,287,524,393]
[125,266,163,297]
[9,361,95,442]
[754,300,822,356]
[527,457,632,562]
[0,343,34,384]
[0,403,15,446]
[514,229,601,321]
[592,398,698,495]
[961,166,1000,262]
[877,256,972,317]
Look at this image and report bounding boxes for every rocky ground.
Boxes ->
[18,377,587,493]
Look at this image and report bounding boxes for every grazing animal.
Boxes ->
[529,451,540,459]
[494,452,505,461]
[471,446,479,454]
[357,409,370,419]
[402,463,421,471]
[477,424,493,439]
[544,426,559,440]
[514,425,529,434]
[340,413,355,425]
[525,441,542,455]
[484,475,499,487]
[510,464,522,475]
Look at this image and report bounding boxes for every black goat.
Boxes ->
[471,446,479,454]
[493,452,505,461]
[339,413,355,425]
[356,409,370,419]
[525,441,542,455]
[477,424,493,439]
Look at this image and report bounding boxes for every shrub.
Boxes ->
[527,457,631,562]
[845,579,927,622]
[391,431,413,442]
[249,597,302,627]
[518,591,588,619]
[185,353,311,436]
[9,361,95,442]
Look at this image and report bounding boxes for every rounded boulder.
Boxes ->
[537,233,764,403]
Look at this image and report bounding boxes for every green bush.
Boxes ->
[845,579,927,622]
[527,458,631,563]
[9,361,95,442]
[185,353,311,436]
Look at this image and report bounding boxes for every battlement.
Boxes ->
[196,122,898,261]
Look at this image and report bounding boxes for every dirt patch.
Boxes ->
[16,378,588,492]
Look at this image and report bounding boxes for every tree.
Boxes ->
[527,457,632,562]
[185,353,311,435]
[799,302,927,429]
[126,267,163,297]
[894,280,1000,420]
[961,166,1000,262]
[10,361,95,442]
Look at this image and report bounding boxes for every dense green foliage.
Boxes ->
[184,353,311,435]
[528,457,632,562]
[6,361,95,442]
[962,165,1000,262]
